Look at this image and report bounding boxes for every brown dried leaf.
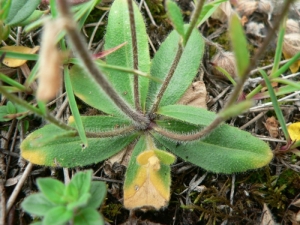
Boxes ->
[261,203,276,225]
[282,33,300,73]
[286,19,300,34]
[177,81,207,109]
[292,198,300,207]
[36,20,63,102]
[211,2,234,23]
[257,0,273,20]
[263,116,279,138]
[0,46,39,68]
[211,51,237,79]
[235,0,258,17]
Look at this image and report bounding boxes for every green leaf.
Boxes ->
[147,26,204,110]
[157,105,217,126]
[75,0,101,29]
[5,0,41,26]
[17,10,44,27]
[0,106,10,122]
[21,121,138,167]
[21,193,55,216]
[0,0,12,20]
[6,101,16,114]
[69,64,125,116]
[104,0,150,112]
[196,0,227,26]
[68,115,133,132]
[166,0,185,38]
[74,207,104,225]
[37,178,66,204]
[0,50,38,61]
[64,67,88,146]
[86,181,106,209]
[229,13,250,77]
[260,70,290,141]
[253,83,300,100]
[67,193,91,211]
[69,170,92,197]
[43,206,73,225]
[153,125,273,174]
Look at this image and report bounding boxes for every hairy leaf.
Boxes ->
[104,0,150,111]
[21,121,137,167]
[147,27,204,110]
[21,193,55,216]
[229,14,249,77]
[5,0,41,26]
[69,64,124,116]
[153,126,273,174]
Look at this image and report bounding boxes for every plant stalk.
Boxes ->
[183,0,205,46]
[127,0,141,111]
[56,0,149,128]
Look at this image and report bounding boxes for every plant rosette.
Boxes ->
[20,0,273,210]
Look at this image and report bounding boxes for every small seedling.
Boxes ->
[21,170,106,225]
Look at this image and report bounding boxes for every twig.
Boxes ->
[56,0,149,128]
[240,112,265,130]
[6,163,33,214]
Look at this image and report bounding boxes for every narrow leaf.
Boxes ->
[229,13,249,77]
[64,67,88,146]
[166,0,185,37]
[0,46,39,67]
[104,0,150,111]
[260,70,290,141]
[5,0,41,26]
[147,27,204,110]
[157,105,217,127]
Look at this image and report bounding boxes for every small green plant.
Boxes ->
[0,0,277,211]
[21,170,106,225]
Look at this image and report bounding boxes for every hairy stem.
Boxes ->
[127,0,141,111]
[56,0,149,128]
[0,86,74,131]
[152,117,223,141]
[184,0,205,46]
[149,44,183,114]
